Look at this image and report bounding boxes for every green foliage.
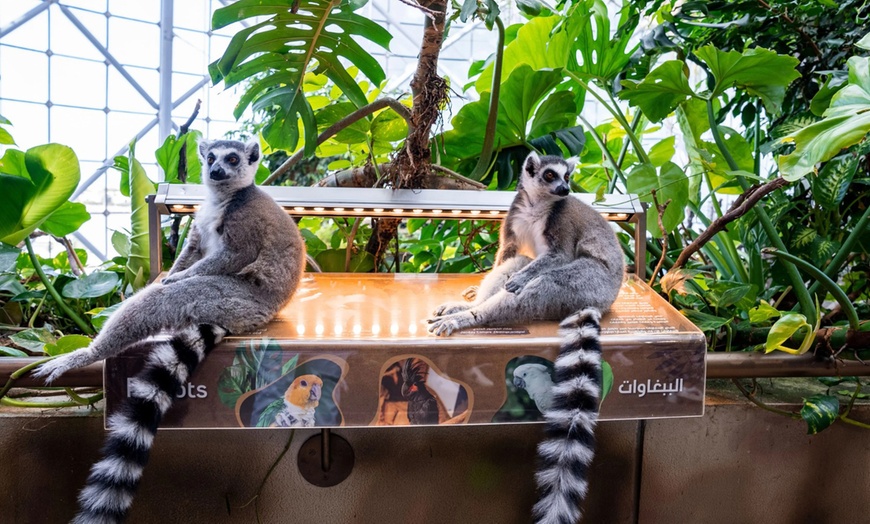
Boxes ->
[217,339,287,409]
[112,148,155,291]
[0,144,87,246]
[779,56,870,180]
[209,0,392,153]
[800,394,840,434]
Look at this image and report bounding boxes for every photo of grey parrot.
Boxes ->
[512,363,555,414]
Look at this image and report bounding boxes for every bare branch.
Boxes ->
[672,177,790,270]
[649,190,671,286]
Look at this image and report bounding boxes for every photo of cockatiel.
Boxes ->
[401,358,440,425]
[512,363,555,414]
[271,374,323,428]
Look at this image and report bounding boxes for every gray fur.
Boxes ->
[428,151,624,336]
[36,138,305,383]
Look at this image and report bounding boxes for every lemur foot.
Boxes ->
[433,301,472,317]
[461,286,479,302]
[32,348,98,384]
[427,311,473,336]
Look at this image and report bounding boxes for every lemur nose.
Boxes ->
[555,186,570,197]
[209,166,228,180]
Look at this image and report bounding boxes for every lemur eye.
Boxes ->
[227,154,239,165]
[544,171,555,182]
[207,154,215,165]
[300,380,308,387]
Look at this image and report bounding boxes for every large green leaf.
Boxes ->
[441,66,570,169]
[625,161,688,237]
[114,150,156,290]
[126,153,155,290]
[0,144,81,245]
[474,15,571,94]
[209,0,391,154]
[779,56,870,181]
[62,271,120,299]
[38,201,91,238]
[154,131,203,185]
[565,0,638,83]
[619,60,695,122]
[43,334,92,357]
[695,45,800,114]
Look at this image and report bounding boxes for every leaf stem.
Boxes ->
[565,70,650,164]
[731,379,801,419]
[470,16,505,180]
[705,99,816,323]
[24,237,94,335]
[763,248,860,331]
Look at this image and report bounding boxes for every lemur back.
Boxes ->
[429,151,624,523]
[35,139,306,524]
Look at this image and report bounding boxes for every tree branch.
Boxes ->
[672,177,790,270]
[263,98,412,186]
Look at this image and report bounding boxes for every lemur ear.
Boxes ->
[565,156,578,174]
[245,140,260,165]
[523,151,541,177]
[198,139,212,160]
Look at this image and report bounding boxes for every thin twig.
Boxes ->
[429,164,487,189]
[264,98,413,186]
[344,218,362,272]
[52,236,85,276]
[399,0,438,19]
[649,190,671,286]
[731,379,801,419]
[671,177,790,270]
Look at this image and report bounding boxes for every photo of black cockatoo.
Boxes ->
[401,358,440,425]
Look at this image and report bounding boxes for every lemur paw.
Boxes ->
[427,315,464,336]
[31,349,96,384]
[504,277,526,294]
[461,286,479,302]
[433,301,471,316]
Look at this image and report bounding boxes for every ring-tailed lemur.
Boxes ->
[34,139,306,524]
[429,152,624,524]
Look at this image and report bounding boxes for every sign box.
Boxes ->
[105,273,706,429]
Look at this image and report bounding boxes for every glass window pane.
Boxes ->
[50,106,106,160]
[51,56,107,108]
[0,46,49,101]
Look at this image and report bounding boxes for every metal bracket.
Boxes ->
[297,429,354,487]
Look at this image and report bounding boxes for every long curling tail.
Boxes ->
[532,308,603,524]
[72,324,226,524]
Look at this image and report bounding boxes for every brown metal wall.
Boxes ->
[0,403,866,523]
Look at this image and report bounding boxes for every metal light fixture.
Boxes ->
[148,184,648,281]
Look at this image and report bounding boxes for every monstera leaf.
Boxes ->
[779,56,870,181]
[209,0,392,154]
[0,144,84,246]
[441,66,582,187]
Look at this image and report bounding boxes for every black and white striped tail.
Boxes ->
[72,324,225,524]
[533,308,603,524]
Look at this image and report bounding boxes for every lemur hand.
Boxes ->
[504,275,528,294]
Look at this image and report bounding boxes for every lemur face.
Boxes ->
[197,139,260,191]
[520,151,578,200]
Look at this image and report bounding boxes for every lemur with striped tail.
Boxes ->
[429,151,624,523]
[34,139,306,524]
